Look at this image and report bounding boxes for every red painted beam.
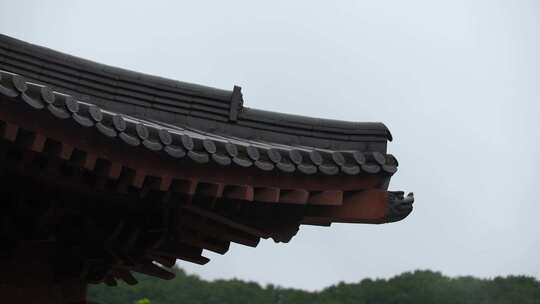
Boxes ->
[302,189,388,224]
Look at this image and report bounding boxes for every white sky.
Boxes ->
[1,0,539,291]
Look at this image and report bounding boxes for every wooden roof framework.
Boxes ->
[0,34,413,300]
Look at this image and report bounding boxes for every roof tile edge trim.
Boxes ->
[0,70,399,177]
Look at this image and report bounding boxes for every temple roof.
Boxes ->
[0,33,413,284]
[0,33,411,219]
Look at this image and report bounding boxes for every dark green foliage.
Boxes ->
[88,268,540,304]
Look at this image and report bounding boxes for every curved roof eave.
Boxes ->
[0,33,393,151]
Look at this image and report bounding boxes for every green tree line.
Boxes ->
[89,268,540,304]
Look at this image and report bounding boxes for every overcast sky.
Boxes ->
[1,0,539,291]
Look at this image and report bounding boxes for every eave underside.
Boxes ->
[0,123,409,285]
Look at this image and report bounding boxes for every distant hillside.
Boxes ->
[88,268,540,304]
